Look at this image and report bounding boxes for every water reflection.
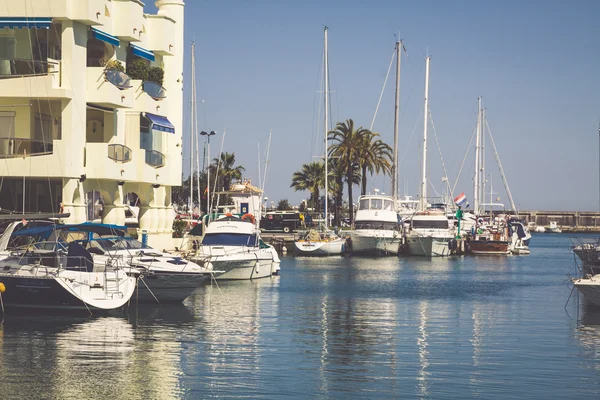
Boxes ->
[417,300,430,397]
[0,303,197,399]
[182,278,280,396]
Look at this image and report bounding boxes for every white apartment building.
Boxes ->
[0,0,185,250]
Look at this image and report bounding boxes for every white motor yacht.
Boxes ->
[11,223,214,304]
[348,194,402,255]
[188,214,280,280]
[2,225,139,312]
[405,210,455,257]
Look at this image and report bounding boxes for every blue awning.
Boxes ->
[144,112,175,133]
[91,27,120,47]
[0,17,52,29]
[131,44,155,62]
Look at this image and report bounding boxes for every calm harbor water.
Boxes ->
[1,233,600,399]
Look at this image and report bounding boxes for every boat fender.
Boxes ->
[0,282,5,292]
[255,260,260,274]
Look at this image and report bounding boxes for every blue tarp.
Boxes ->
[0,17,52,29]
[13,222,127,239]
[144,112,175,133]
[131,44,155,62]
[91,27,120,47]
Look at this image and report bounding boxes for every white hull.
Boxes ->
[0,264,136,311]
[573,277,600,306]
[406,235,453,257]
[294,238,346,256]
[135,271,213,303]
[349,230,401,255]
[193,247,280,280]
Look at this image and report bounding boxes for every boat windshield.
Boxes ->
[359,198,394,211]
[93,237,149,251]
[412,219,449,229]
[202,233,257,247]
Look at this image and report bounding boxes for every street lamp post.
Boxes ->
[200,130,216,214]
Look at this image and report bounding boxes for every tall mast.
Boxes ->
[480,105,485,212]
[189,42,196,213]
[324,26,329,230]
[392,40,402,202]
[419,56,431,211]
[474,97,481,214]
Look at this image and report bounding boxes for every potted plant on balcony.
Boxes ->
[148,66,164,86]
[126,59,148,81]
[99,58,125,72]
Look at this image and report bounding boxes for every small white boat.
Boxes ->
[293,27,345,257]
[548,221,562,233]
[294,229,346,256]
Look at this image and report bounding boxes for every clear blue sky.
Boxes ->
[146,0,600,211]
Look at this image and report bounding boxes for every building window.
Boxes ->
[140,114,151,150]
[0,111,15,137]
[139,114,163,153]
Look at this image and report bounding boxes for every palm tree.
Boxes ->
[328,119,372,225]
[210,152,245,191]
[357,132,393,196]
[290,161,324,212]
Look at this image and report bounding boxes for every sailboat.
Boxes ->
[294,27,346,256]
[466,98,531,255]
[405,56,455,257]
[347,40,403,256]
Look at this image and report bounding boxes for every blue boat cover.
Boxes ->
[91,27,120,47]
[0,17,52,29]
[13,222,127,239]
[145,112,175,133]
[131,44,155,62]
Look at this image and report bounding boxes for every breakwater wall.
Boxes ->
[510,210,600,232]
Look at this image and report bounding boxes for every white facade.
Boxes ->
[0,0,185,250]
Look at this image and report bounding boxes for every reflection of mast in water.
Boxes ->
[319,294,330,395]
[417,300,430,397]
[186,279,280,382]
[470,302,484,393]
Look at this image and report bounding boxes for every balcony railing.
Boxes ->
[0,58,57,79]
[108,144,132,163]
[104,68,132,90]
[0,138,53,158]
[142,81,167,100]
[145,150,165,168]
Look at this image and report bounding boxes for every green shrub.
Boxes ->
[172,219,187,238]
[101,58,125,72]
[126,59,148,81]
[148,66,164,85]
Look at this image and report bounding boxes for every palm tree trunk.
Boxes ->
[347,165,354,226]
[335,173,343,227]
[361,166,367,196]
